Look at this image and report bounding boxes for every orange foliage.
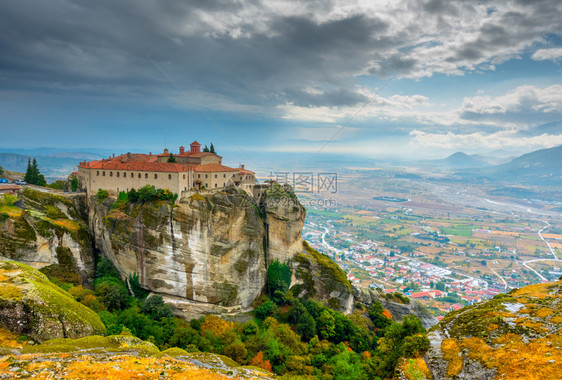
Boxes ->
[0,327,23,348]
[200,315,235,337]
[441,338,462,377]
[382,309,393,319]
[0,353,241,379]
[250,351,272,372]
[361,351,372,360]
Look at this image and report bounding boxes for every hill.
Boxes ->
[443,152,489,168]
[422,280,562,379]
[455,145,562,190]
[417,151,490,169]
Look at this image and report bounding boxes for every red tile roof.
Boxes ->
[156,151,219,158]
[194,163,239,172]
[79,161,192,173]
[191,141,201,146]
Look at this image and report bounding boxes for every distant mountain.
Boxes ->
[417,151,490,169]
[458,145,562,187]
[490,145,562,184]
[0,151,105,181]
[443,152,489,168]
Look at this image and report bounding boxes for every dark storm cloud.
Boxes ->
[0,0,561,114]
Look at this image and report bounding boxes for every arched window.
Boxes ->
[168,174,172,180]
[214,174,217,179]
[138,173,141,178]
[145,173,148,179]
[110,172,113,177]
[96,171,99,176]
[103,171,106,176]
[154,174,158,179]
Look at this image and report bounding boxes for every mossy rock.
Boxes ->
[290,241,353,313]
[0,259,106,342]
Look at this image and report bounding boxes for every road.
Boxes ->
[519,221,560,282]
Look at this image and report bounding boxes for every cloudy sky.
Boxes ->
[1,0,561,162]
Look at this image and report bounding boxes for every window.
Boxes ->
[198,174,200,178]
[215,183,217,187]
[168,174,172,180]
[183,174,185,179]
[110,172,113,177]
[123,172,126,178]
[103,171,105,176]
[116,172,120,177]
[145,173,148,179]
[138,173,141,178]
[96,171,99,176]
[223,174,226,178]
[205,183,208,187]
[205,174,208,179]
[154,174,158,179]
[214,174,217,179]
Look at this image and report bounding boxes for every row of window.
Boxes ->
[95,171,184,180]
[195,173,254,180]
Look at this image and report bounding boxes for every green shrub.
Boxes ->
[97,189,109,200]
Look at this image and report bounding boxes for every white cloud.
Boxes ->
[531,48,562,62]
[409,129,562,152]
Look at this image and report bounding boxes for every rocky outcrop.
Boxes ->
[0,258,106,342]
[290,242,355,314]
[0,188,95,284]
[88,184,307,320]
[353,285,438,329]
[425,280,562,379]
[0,334,275,379]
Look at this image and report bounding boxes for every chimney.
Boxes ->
[149,152,151,155]
[179,146,185,154]
[164,148,169,154]
[112,153,115,158]
[241,165,245,170]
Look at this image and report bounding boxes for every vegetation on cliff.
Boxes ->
[0,259,105,342]
[42,255,429,379]
[426,279,562,379]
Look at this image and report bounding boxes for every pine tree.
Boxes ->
[24,158,32,183]
[203,145,210,152]
[210,143,215,154]
[31,158,40,185]
[167,154,176,163]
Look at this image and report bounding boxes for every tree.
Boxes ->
[0,166,4,176]
[167,154,176,163]
[70,177,79,192]
[267,260,292,304]
[141,295,173,320]
[203,145,210,152]
[210,143,216,154]
[24,158,46,186]
[24,158,32,183]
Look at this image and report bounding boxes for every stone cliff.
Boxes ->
[0,184,383,320]
[87,183,338,319]
[0,188,95,284]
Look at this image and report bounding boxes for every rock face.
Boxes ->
[0,188,95,284]
[290,242,355,314]
[425,280,562,379]
[88,184,310,319]
[0,259,106,341]
[353,285,438,329]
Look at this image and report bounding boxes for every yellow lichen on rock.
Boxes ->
[441,338,462,376]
